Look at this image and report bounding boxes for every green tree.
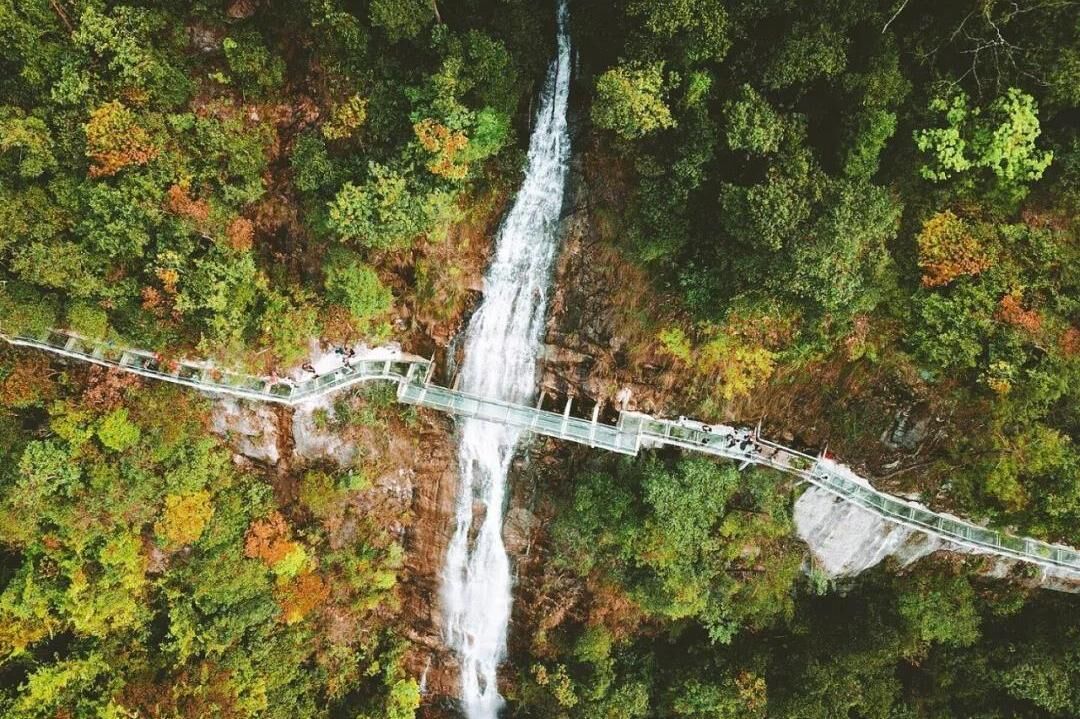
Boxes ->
[723,85,784,155]
[627,0,730,63]
[896,564,981,649]
[328,164,432,250]
[11,240,103,297]
[0,108,56,178]
[842,109,897,180]
[223,30,285,96]
[257,290,320,366]
[592,62,675,141]
[720,174,810,252]
[290,132,336,193]
[65,300,108,337]
[72,4,191,106]
[780,179,900,318]
[369,0,434,42]
[18,439,80,496]
[915,88,1052,202]
[174,248,263,353]
[908,281,997,372]
[0,282,59,335]
[554,457,800,644]
[97,407,141,452]
[763,23,847,90]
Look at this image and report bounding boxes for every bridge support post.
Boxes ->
[416,355,436,407]
[589,403,600,447]
[528,392,545,432]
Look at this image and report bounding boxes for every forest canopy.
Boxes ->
[1,1,1080,718]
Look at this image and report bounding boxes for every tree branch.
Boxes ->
[881,0,910,34]
[50,0,74,34]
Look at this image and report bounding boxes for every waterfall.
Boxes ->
[440,2,572,717]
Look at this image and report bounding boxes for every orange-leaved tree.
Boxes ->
[84,100,157,177]
[916,210,991,287]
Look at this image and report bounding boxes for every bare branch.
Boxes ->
[882,0,910,34]
[50,0,74,34]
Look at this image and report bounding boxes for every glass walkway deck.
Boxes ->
[397,381,641,455]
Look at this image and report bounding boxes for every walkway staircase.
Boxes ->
[5,328,1080,575]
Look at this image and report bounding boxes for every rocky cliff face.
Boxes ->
[541,160,675,416]
[209,392,468,710]
[394,413,462,709]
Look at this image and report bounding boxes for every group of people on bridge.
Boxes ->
[270,345,357,385]
[676,418,784,462]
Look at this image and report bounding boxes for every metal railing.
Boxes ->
[5,328,1079,575]
[3,329,429,406]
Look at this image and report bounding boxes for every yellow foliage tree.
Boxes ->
[658,322,777,402]
[700,335,776,402]
[155,491,214,548]
[322,94,368,141]
[414,118,469,180]
[0,570,62,657]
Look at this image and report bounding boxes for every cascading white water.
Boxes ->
[440,3,571,717]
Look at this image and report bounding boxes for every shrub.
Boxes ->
[323,250,393,333]
[97,407,141,452]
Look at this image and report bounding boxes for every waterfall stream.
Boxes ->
[440,3,572,717]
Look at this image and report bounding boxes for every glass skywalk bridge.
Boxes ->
[629,416,1080,572]
[5,327,1080,575]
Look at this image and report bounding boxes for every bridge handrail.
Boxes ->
[2,330,430,406]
